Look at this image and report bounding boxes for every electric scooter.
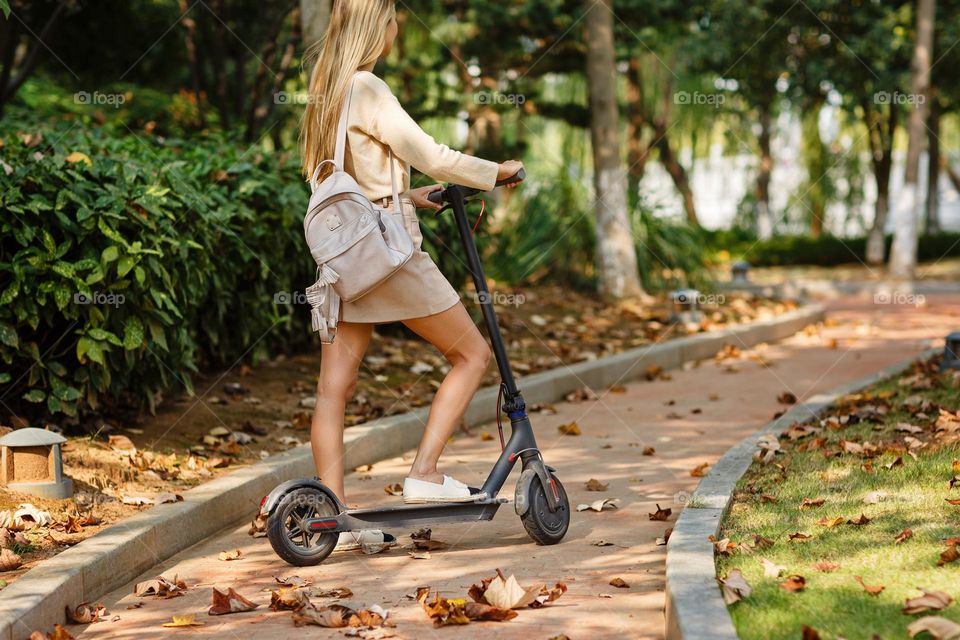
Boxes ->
[260,170,570,567]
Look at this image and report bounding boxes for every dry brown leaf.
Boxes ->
[906,616,960,639]
[761,494,778,503]
[789,532,812,541]
[816,517,845,528]
[778,391,798,405]
[134,575,186,599]
[270,587,308,611]
[779,575,806,592]
[811,561,840,572]
[896,529,914,544]
[799,497,825,509]
[383,483,403,496]
[647,504,672,521]
[937,544,959,567]
[903,589,954,614]
[609,577,629,588]
[854,576,885,596]
[218,549,242,561]
[0,548,22,572]
[483,573,542,609]
[656,528,673,546]
[642,446,655,456]
[208,587,258,615]
[847,513,871,526]
[585,478,609,492]
[64,602,107,624]
[719,569,752,605]
[690,463,710,477]
[557,422,582,436]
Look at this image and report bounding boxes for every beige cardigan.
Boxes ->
[342,71,499,202]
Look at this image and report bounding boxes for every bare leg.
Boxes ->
[402,303,491,484]
[311,322,373,502]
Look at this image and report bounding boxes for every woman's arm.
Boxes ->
[359,75,500,191]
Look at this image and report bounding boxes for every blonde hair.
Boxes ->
[301,0,396,179]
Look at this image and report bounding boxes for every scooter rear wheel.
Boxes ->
[521,473,570,545]
[267,486,339,566]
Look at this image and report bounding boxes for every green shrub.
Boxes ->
[0,111,314,418]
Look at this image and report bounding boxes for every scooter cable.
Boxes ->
[496,382,506,452]
[471,199,486,235]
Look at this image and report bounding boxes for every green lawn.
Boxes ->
[716,360,960,640]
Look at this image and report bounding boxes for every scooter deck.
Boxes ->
[309,498,506,532]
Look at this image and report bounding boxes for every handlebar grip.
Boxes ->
[427,189,445,204]
[496,168,526,187]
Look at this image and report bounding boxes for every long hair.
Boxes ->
[300,0,396,180]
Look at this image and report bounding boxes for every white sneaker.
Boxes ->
[402,475,487,504]
[334,529,396,552]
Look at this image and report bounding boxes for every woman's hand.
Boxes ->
[497,160,525,187]
[409,184,444,211]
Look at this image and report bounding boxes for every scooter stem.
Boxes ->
[446,186,521,405]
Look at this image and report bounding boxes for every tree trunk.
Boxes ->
[584,0,644,300]
[755,105,774,240]
[1,1,67,114]
[865,104,896,264]
[891,0,935,279]
[177,0,206,128]
[925,95,941,235]
[654,79,699,226]
[625,55,651,206]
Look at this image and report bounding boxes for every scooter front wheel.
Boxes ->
[267,486,339,566]
[521,473,570,545]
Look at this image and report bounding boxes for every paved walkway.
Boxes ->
[74,296,960,640]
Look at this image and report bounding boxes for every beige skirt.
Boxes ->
[341,198,461,324]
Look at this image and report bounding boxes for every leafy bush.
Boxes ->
[0,110,314,418]
[706,232,960,267]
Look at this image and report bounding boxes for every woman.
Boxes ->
[300,0,523,550]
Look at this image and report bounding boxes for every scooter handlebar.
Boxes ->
[427,169,526,205]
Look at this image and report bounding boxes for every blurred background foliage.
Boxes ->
[1,0,959,418]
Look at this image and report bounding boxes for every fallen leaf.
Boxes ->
[788,532,812,541]
[896,529,914,544]
[761,558,786,577]
[557,422,582,436]
[483,572,542,609]
[690,463,710,477]
[609,577,629,588]
[65,602,107,624]
[0,548,22,572]
[592,539,615,547]
[761,494,778,503]
[585,479,609,492]
[647,504,672,521]
[719,569,752,605]
[208,587,258,615]
[577,498,618,512]
[854,576,885,596]
[779,575,806,592]
[937,544,959,567]
[162,615,205,627]
[903,589,954,614]
[270,587,307,611]
[811,561,840,572]
[292,603,360,628]
[218,549,242,561]
[642,447,655,456]
[656,528,673,546]
[778,391,798,405]
[847,514,871,526]
[274,575,312,588]
[134,575,186,599]
[800,497,825,509]
[65,151,93,166]
[906,616,960,639]
[384,483,403,496]
[816,517,845,528]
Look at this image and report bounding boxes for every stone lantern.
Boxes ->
[731,261,751,284]
[669,289,703,325]
[0,428,73,499]
[942,332,960,372]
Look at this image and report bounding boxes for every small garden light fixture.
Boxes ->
[0,427,73,499]
[942,332,960,371]
[669,289,703,326]
[731,260,751,284]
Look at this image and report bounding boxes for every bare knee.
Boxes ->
[317,374,358,403]
[449,341,491,374]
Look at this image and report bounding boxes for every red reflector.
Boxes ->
[259,496,267,508]
[309,520,339,530]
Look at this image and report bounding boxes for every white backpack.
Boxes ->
[303,73,414,343]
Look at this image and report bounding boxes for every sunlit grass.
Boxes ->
[717,374,960,640]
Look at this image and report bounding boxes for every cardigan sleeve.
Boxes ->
[354,73,500,191]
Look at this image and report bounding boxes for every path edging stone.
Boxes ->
[663,347,939,640]
[0,304,824,640]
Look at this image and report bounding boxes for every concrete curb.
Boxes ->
[0,304,825,640]
[663,348,939,640]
